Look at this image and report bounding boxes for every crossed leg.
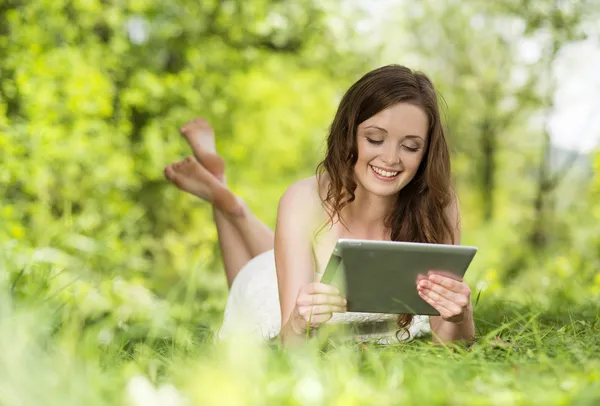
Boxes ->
[165,118,275,288]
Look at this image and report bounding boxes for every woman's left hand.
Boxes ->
[416,271,471,323]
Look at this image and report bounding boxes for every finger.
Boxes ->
[419,288,467,320]
[427,269,463,280]
[299,313,334,327]
[420,287,463,316]
[418,282,469,307]
[427,273,469,294]
[297,293,346,307]
[301,305,347,317]
[418,289,456,319]
[304,282,340,296]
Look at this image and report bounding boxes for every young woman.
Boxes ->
[164,64,474,346]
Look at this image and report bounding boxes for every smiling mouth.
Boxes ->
[370,165,401,179]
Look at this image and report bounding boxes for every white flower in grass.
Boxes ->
[156,384,187,406]
[127,375,157,406]
[560,380,575,391]
[97,327,113,345]
[293,375,324,405]
[127,375,187,406]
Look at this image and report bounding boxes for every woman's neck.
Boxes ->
[341,184,395,240]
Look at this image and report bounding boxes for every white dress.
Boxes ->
[217,249,431,344]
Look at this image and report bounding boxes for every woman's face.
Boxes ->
[354,102,429,198]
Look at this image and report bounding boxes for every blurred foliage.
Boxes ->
[0,0,600,404]
[0,0,372,330]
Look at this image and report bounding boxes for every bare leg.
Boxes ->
[164,156,242,217]
[164,157,252,286]
[169,118,275,286]
[212,175,275,287]
[213,205,254,288]
[179,117,275,257]
[224,195,275,258]
[179,118,225,179]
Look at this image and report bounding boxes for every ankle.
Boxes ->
[230,197,247,218]
[213,196,246,219]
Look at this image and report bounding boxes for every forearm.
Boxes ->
[429,305,475,344]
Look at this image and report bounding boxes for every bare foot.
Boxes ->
[179,117,225,180]
[164,156,243,216]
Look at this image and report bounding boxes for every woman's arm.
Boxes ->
[274,179,346,346]
[418,194,475,344]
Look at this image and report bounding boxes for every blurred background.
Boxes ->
[1,0,599,369]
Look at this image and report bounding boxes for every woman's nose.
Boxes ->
[381,147,400,166]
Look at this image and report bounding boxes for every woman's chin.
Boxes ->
[363,183,406,198]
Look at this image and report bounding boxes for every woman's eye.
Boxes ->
[367,138,383,145]
[403,145,420,152]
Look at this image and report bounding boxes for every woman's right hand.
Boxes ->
[288,282,347,335]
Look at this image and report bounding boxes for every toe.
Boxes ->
[180,117,210,135]
[164,165,175,179]
[180,122,194,136]
[192,117,209,127]
[166,170,184,188]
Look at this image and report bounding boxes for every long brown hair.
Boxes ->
[315,64,456,333]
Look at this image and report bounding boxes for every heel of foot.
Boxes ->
[202,154,226,178]
[213,187,243,217]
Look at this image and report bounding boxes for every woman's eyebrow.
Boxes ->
[364,125,387,133]
[364,126,424,141]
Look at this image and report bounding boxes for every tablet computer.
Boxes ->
[320,239,478,316]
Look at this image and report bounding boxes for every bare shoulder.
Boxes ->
[444,189,461,244]
[445,189,461,220]
[277,175,328,231]
[279,176,324,210]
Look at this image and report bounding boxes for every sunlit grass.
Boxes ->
[2,265,600,406]
[2,213,599,405]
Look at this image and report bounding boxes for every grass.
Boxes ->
[1,272,599,406]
